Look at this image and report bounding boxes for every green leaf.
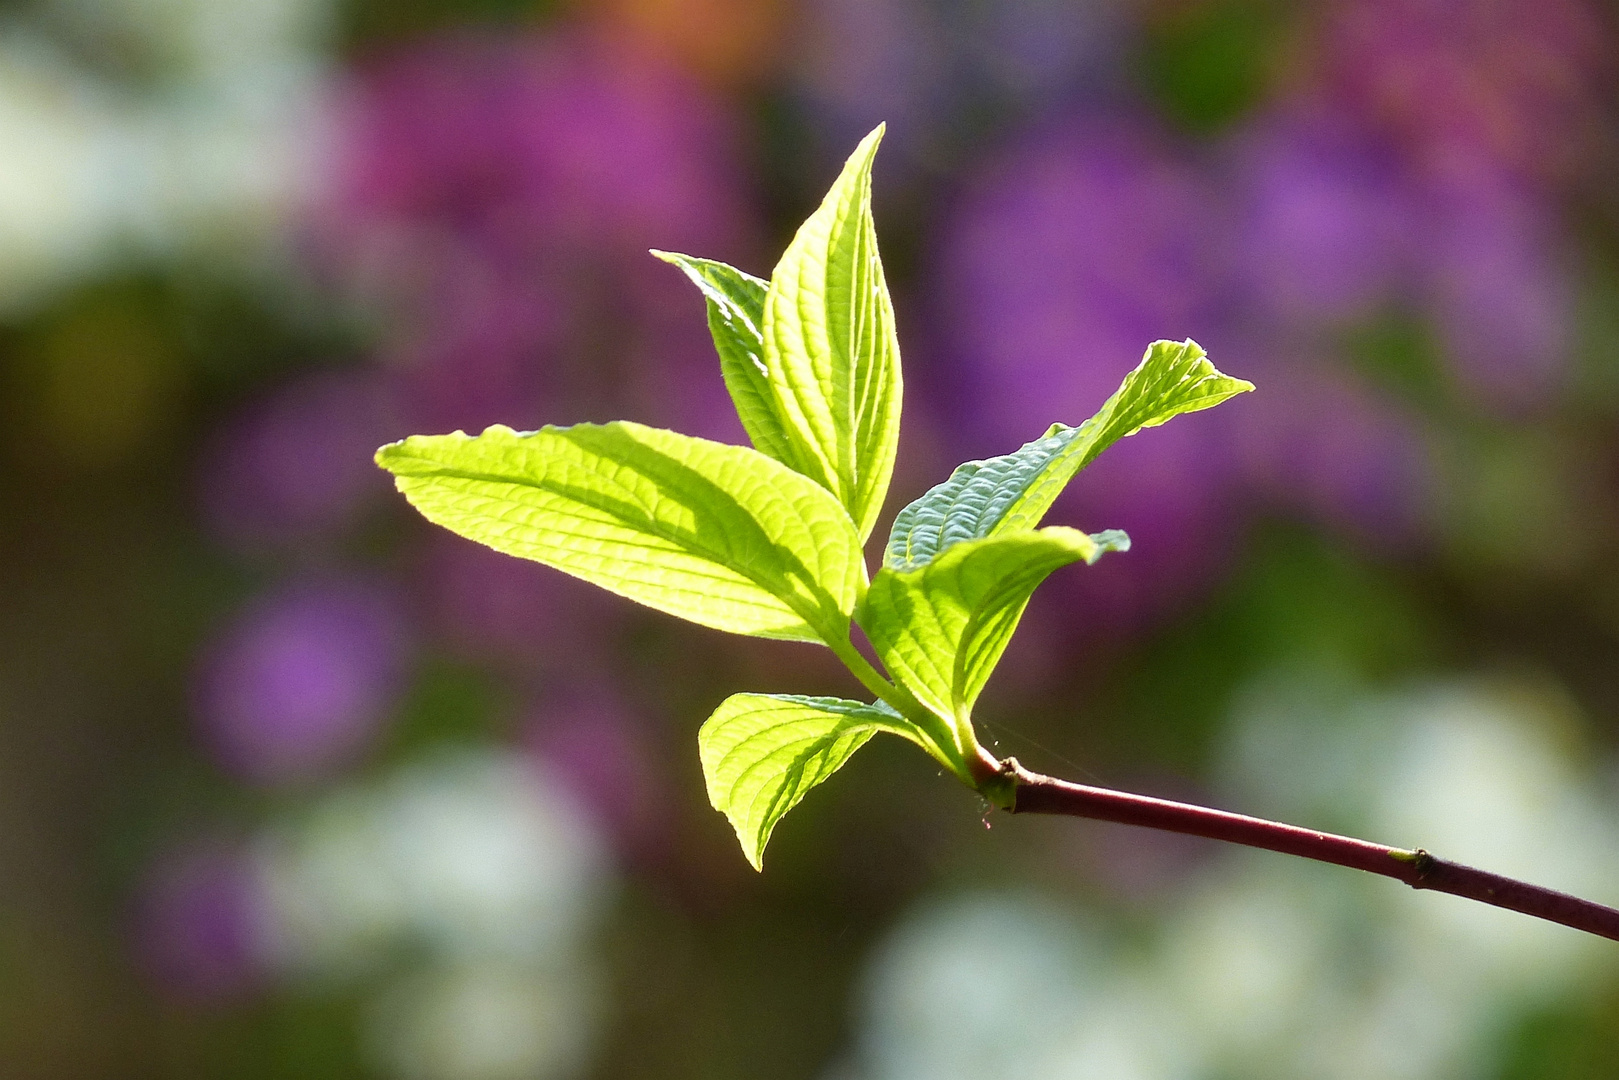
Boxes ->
[699,693,919,869]
[650,251,802,467]
[885,339,1251,569]
[763,124,903,541]
[862,527,1129,725]
[376,421,865,644]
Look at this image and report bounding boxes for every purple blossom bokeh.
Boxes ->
[1307,0,1609,189]
[134,842,268,1003]
[1229,102,1576,414]
[319,27,759,443]
[199,369,396,552]
[1234,349,1433,548]
[1416,165,1573,412]
[939,117,1229,439]
[1278,0,1597,412]
[791,0,950,163]
[791,0,1131,172]
[1229,111,1419,326]
[194,578,410,786]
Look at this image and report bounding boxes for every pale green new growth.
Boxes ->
[885,339,1252,570]
[376,421,865,644]
[699,693,917,869]
[649,252,802,468]
[762,124,903,542]
[863,528,1130,734]
[377,129,1255,872]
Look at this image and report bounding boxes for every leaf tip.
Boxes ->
[721,812,769,871]
[1184,337,1254,390]
[1086,528,1131,562]
[851,122,887,164]
[373,439,406,472]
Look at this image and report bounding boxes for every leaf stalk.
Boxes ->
[827,634,998,787]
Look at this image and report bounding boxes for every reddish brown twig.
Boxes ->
[1004,759,1619,941]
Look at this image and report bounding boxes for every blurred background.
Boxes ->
[3,0,1619,1076]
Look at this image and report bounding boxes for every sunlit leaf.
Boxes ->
[700,693,920,869]
[763,124,903,541]
[885,339,1250,569]
[377,421,865,643]
[650,251,802,467]
[862,528,1129,723]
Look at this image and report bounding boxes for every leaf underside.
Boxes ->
[885,339,1251,570]
[863,527,1130,723]
[376,421,865,644]
[763,124,903,542]
[699,693,918,869]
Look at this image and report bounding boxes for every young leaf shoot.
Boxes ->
[378,127,1619,940]
[375,126,1246,860]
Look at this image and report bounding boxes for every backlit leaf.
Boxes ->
[377,421,865,643]
[700,693,920,869]
[763,124,903,541]
[863,528,1129,723]
[885,339,1250,569]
